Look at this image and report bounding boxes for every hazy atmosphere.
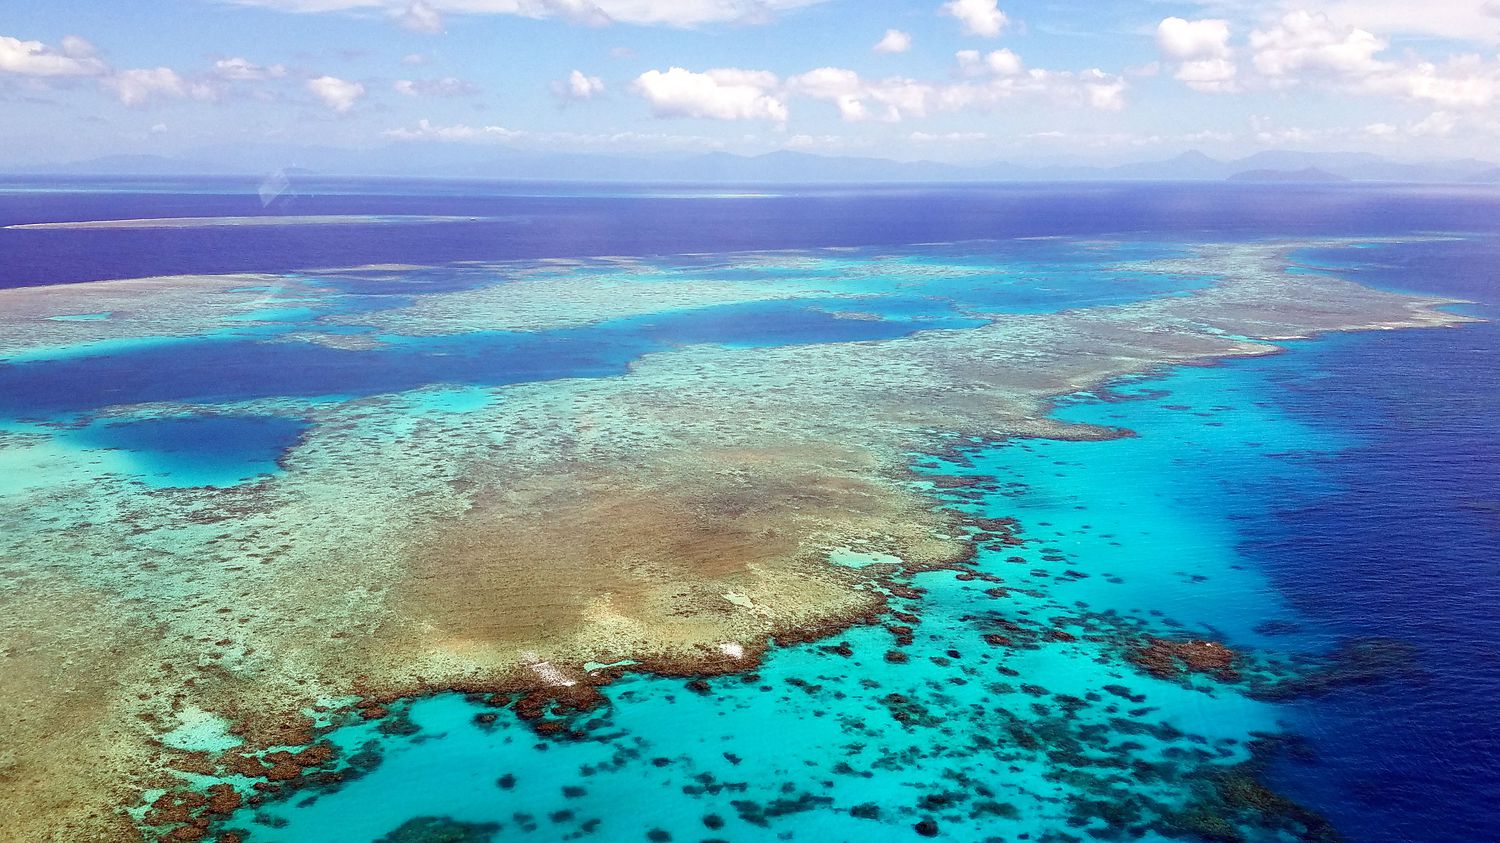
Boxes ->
[6,0,1500,175]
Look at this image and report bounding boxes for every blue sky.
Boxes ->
[4,0,1500,166]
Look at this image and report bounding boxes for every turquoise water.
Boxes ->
[219,349,1355,842]
[4,229,1490,840]
[64,414,309,488]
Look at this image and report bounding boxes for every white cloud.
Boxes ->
[104,67,216,106]
[946,66,1127,111]
[60,36,99,60]
[1312,1,1500,46]
[1153,10,1500,108]
[873,29,912,54]
[1249,11,1385,79]
[1156,18,1238,92]
[633,67,788,123]
[956,48,1022,76]
[219,0,830,28]
[393,76,476,96]
[1371,57,1500,110]
[786,56,1127,123]
[0,34,107,77]
[947,52,1126,111]
[1409,110,1458,137]
[4,34,300,109]
[1174,58,1239,92]
[941,0,1008,38]
[552,69,605,101]
[401,52,429,65]
[214,57,288,81]
[306,75,365,112]
[1229,11,1500,110]
[384,118,521,140]
[399,0,445,31]
[1078,69,1128,110]
[1157,17,1231,61]
[788,66,935,122]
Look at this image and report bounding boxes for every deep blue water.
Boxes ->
[4,178,1500,289]
[67,414,311,488]
[1,180,1497,841]
[1242,241,1500,843]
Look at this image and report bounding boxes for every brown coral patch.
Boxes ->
[1129,638,1241,682]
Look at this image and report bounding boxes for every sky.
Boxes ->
[4,0,1500,167]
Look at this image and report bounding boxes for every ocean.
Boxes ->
[0,179,1495,842]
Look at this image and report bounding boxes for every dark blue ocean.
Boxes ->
[1,179,1496,842]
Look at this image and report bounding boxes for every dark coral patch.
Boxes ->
[374,816,501,842]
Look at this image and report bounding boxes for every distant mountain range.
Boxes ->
[1226,167,1349,183]
[7,146,1500,184]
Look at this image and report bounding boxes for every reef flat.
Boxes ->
[0,238,1472,841]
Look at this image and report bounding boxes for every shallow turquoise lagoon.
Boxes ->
[218,342,1357,842]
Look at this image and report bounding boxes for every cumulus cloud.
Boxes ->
[220,0,830,28]
[1368,56,1500,110]
[1409,110,1458,137]
[527,0,613,25]
[956,48,1022,77]
[873,29,912,54]
[104,67,217,106]
[1232,11,1500,111]
[941,0,1008,38]
[1157,18,1230,61]
[788,66,938,122]
[1313,1,1500,46]
[0,34,107,77]
[628,52,1125,128]
[1174,58,1239,92]
[945,52,1126,112]
[393,76,476,96]
[399,1,445,32]
[3,33,298,107]
[5,30,395,117]
[785,54,1126,123]
[1151,10,1500,109]
[551,69,605,101]
[633,67,788,123]
[1249,11,1385,79]
[1156,18,1237,92]
[306,75,365,112]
